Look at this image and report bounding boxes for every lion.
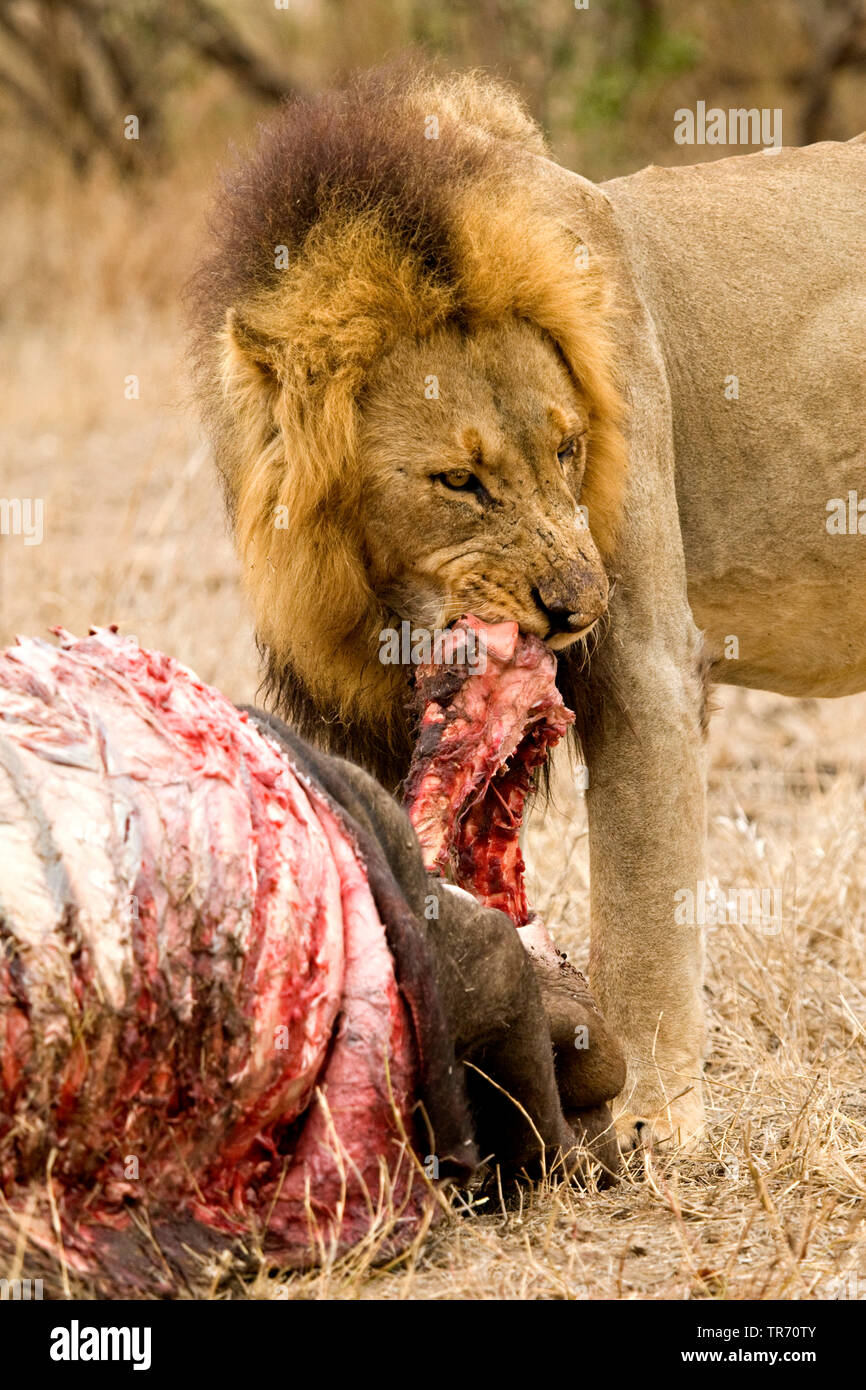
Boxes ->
[190,64,866,1149]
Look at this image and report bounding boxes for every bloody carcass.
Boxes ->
[0,624,623,1295]
[0,628,461,1290]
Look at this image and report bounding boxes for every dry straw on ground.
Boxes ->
[1,162,864,1302]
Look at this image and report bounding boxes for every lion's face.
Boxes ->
[358,319,609,651]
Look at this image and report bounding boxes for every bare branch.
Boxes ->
[0,60,90,171]
[173,0,296,103]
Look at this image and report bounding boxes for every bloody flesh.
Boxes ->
[403,616,575,925]
[0,629,423,1281]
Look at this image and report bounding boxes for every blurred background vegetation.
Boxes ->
[2,0,866,181]
[2,0,865,319]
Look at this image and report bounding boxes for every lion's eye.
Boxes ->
[556,437,577,467]
[438,469,476,491]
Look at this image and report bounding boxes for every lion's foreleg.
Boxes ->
[584,617,708,1150]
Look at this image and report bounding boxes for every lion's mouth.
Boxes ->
[402,616,574,925]
[544,620,597,651]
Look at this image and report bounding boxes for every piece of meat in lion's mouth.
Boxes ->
[402,615,575,926]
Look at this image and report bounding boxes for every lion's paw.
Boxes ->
[615,1090,705,1155]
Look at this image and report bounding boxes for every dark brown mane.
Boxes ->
[189,62,497,351]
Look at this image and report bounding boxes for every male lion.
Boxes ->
[190,66,866,1149]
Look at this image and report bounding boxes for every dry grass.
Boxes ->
[2,161,864,1303]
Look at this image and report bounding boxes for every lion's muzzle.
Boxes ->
[533,556,609,638]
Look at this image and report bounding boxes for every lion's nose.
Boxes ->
[532,588,580,635]
[533,561,609,636]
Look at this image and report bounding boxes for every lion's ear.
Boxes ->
[223,306,283,382]
[217,307,285,500]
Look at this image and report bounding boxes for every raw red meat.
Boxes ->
[403,615,574,925]
[0,629,425,1284]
